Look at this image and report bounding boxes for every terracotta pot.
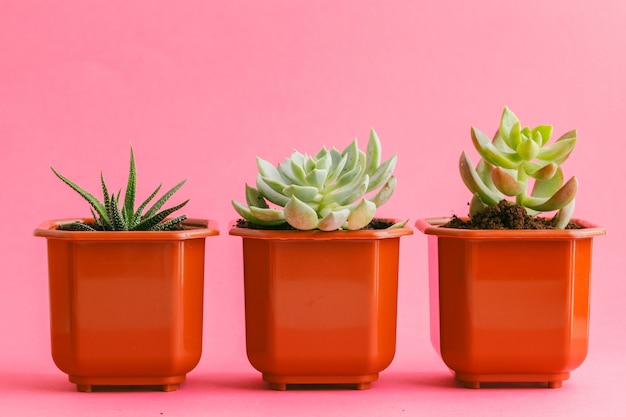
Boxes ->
[34,218,219,392]
[229,221,412,390]
[416,217,605,388]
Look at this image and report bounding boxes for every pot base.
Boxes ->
[69,375,186,392]
[262,373,378,391]
[455,372,569,389]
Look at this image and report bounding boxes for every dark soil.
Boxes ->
[56,221,185,231]
[235,218,394,230]
[56,221,105,231]
[442,200,582,230]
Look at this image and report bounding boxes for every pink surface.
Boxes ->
[1,1,623,415]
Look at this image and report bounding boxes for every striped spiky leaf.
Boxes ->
[51,146,189,231]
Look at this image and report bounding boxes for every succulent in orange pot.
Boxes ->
[416,107,605,388]
[230,129,412,390]
[34,147,219,392]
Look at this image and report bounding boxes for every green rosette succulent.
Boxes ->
[460,106,578,229]
[233,129,403,231]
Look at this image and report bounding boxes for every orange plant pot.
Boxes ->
[34,218,219,392]
[229,222,412,390]
[416,218,605,388]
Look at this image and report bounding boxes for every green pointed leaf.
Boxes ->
[523,177,577,211]
[555,199,575,230]
[132,183,161,227]
[493,130,512,153]
[324,175,368,206]
[290,150,305,166]
[369,176,396,207]
[469,193,488,217]
[142,179,187,220]
[491,167,522,196]
[249,206,286,222]
[364,128,382,176]
[524,161,557,180]
[51,166,109,224]
[499,107,520,145]
[97,173,113,228]
[314,146,329,160]
[284,196,319,230]
[508,122,522,150]
[135,199,189,231]
[289,157,308,183]
[318,208,351,231]
[283,184,320,202]
[537,138,576,161]
[303,154,316,173]
[256,174,290,206]
[305,168,328,187]
[531,167,564,198]
[109,196,127,230]
[232,200,286,226]
[123,146,137,225]
[388,220,408,229]
[341,140,360,173]
[261,175,287,194]
[245,184,269,208]
[475,159,499,193]
[532,125,553,146]
[59,221,99,231]
[471,127,521,169]
[257,157,284,183]
[516,138,540,161]
[347,199,376,230]
[327,164,363,192]
[276,158,302,184]
[367,154,397,193]
[150,215,187,231]
[459,152,503,205]
[314,148,332,171]
[89,207,105,230]
[557,129,577,142]
[553,130,578,164]
[324,150,347,186]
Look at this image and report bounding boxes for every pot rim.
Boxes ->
[34,218,219,241]
[415,217,605,239]
[228,218,413,240]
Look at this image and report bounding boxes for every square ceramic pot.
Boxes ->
[34,218,219,392]
[230,222,412,390]
[416,218,605,388]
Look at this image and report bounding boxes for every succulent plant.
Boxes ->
[232,129,404,231]
[460,106,578,229]
[51,147,189,231]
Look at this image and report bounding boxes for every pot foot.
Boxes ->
[262,373,378,391]
[76,384,92,393]
[455,372,570,389]
[268,383,287,391]
[268,381,371,391]
[69,375,186,392]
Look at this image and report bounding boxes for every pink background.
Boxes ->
[1,0,623,415]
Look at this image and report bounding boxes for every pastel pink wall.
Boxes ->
[1,1,623,415]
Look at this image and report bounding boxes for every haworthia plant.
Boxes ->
[460,106,578,229]
[233,129,405,231]
[51,147,189,231]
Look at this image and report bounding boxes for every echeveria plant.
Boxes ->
[51,147,189,231]
[232,129,403,231]
[460,106,578,229]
